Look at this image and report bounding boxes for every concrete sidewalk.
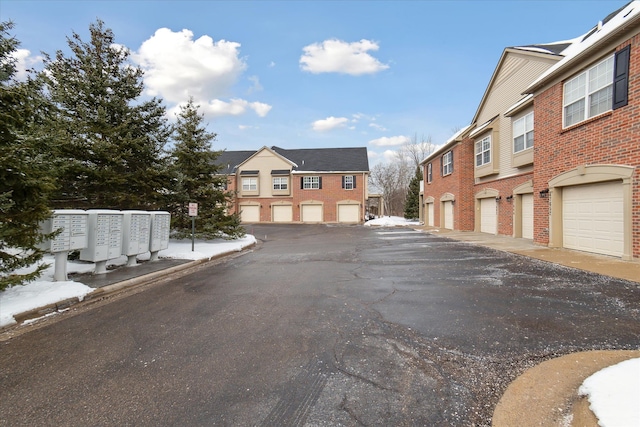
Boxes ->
[417,227,639,285]
[414,227,640,427]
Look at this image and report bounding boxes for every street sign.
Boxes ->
[188,203,198,217]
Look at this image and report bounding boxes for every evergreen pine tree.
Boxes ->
[43,20,171,210]
[0,22,56,290]
[404,166,422,220]
[167,98,243,239]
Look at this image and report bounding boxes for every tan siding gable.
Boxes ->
[475,52,558,179]
[240,150,292,198]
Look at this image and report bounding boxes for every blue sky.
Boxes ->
[2,0,629,165]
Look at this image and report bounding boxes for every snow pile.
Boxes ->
[0,235,257,328]
[579,357,640,427]
[364,216,420,227]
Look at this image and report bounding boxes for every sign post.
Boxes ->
[188,203,198,252]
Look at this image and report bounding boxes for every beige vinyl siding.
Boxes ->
[239,150,291,198]
[475,52,558,183]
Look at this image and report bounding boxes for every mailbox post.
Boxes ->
[41,210,89,281]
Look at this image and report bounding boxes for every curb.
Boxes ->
[7,243,256,329]
[492,350,640,427]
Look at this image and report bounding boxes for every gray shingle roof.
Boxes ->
[216,146,369,173]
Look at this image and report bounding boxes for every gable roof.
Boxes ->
[216,146,370,173]
[526,1,640,94]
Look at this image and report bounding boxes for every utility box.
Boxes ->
[121,211,151,266]
[80,210,124,274]
[40,210,89,281]
[149,211,171,261]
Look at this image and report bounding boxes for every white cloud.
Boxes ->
[368,135,410,146]
[300,39,389,75]
[367,150,379,158]
[312,116,349,132]
[10,49,43,81]
[169,98,272,119]
[269,61,276,68]
[134,28,247,102]
[382,149,398,162]
[247,75,262,93]
[369,123,387,131]
[133,28,272,119]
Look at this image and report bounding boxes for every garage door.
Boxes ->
[563,182,623,257]
[301,204,323,223]
[443,201,453,230]
[338,204,360,223]
[272,205,292,223]
[480,198,497,234]
[521,194,534,239]
[240,205,260,223]
[427,203,434,227]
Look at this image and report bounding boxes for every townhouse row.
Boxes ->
[217,146,370,224]
[420,1,640,261]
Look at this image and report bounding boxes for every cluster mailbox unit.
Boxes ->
[41,209,171,280]
[149,211,171,261]
[121,211,152,267]
[40,210,89,281]
[79,210,124,274]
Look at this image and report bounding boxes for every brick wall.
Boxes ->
[227,173,366,222]
[534,34,640,258]
[473,173,534,236]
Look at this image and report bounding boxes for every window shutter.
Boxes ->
[341,176,345,189]
[353,175,356,189]
[318,177,322,189]
[440,156,443,176]
[450,150,454,173]
[301,177,304,189]
[613,45,630,110]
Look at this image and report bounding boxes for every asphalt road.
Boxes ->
[1,224,639,426]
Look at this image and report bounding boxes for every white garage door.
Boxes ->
[427,203,434,227]
[301,204,323,223]
[443,201,453,230]
[338,204,360,223]
[521,194,534,240]
[272,205,292,223]
[563,182,624,257]
[480,198,497,234]
[240,205,260,223]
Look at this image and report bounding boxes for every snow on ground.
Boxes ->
[0,235,257,328]
[364,216,420,227]
[579,357,640,427]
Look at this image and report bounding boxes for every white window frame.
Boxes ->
[303,176,320,189]
[513,112,534,153]
[563,54,614,128]
[442,151,452,176]
[272,177,288,190]
[344,175,354,190]
[475,135,491,167]
[242,177,258,191]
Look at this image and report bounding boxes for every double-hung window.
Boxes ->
[563,54,614,127]
[272,177,288,190]
[343,175,354,190]
[513,112,534,153]
[442,151,453,176]
[475,136,491,167]
[242,177,258,191]
[303,176,320,189]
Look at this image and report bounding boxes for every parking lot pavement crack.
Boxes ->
[338,394,368,426]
